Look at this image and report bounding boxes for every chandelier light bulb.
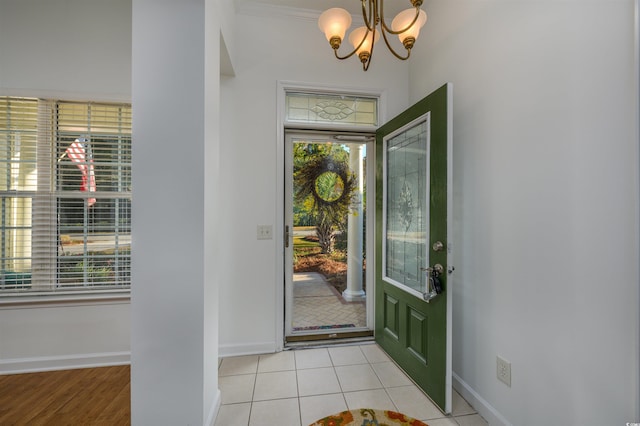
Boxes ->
[391,8,427,46]
[318,8,352,45]
[348,26,379,56]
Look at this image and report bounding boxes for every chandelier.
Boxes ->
[318,0,427,71]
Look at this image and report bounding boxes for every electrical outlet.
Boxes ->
[496,356,511,387]
[257,225,273,240]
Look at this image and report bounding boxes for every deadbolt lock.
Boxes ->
[432,241,444,252]
[422,263,444,302]
[421,263,444,276]
[432,263,444,275]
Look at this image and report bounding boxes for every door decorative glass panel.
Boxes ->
[383,116,430,297]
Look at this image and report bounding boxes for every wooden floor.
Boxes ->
[0,365,130,425]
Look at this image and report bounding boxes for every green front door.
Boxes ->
[375,83,452,413]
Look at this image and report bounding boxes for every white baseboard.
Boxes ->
[0,351,130,374]
[206,388,222,426]
[453,372,512,426]
[219,341,277,358]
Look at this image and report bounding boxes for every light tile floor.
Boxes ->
[215,343,488,426]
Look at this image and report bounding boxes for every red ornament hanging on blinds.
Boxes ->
[66,138,96,207]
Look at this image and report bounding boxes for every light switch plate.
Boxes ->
[257,225,273,240]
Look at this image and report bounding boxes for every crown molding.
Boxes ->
[235,1,366,26]
[235,1,321,21]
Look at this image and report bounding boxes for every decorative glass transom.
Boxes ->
[285,92,378,127]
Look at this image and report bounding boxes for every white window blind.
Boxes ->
[0,97,132,294]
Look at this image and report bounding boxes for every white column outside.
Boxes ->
[343,144,365,302]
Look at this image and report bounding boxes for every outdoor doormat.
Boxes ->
[309,408,428,426]
[293,324,355,331]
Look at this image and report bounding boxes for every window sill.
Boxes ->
[0,290,130,309]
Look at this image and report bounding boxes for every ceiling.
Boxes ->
[235,0,405,17]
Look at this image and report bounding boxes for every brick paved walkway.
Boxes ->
[292,272,367,331]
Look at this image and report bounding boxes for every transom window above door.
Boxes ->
[285,92,378,127]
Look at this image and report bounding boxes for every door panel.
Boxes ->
[375,83,452,413]
[383,293,400,339]
[407,305,427,362]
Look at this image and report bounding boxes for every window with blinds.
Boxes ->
[0,97,131,294]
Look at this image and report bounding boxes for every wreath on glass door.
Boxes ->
[295,155,356,223]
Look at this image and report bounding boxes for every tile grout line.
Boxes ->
[294,352,303,426]
[247,354,261,426]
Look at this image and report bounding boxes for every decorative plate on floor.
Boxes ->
[309,408,428,426]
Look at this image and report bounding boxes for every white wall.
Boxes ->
[409,1,639,424]
[131,0,222,423]
[205,0,228,422]
[0,300,130,373]
[218,5,410,356]
[0,0,132,373]
[0,0,131,101]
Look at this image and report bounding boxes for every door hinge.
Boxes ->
[285,225,290,248]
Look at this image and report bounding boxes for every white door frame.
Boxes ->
[284,131,374,339]
[275,81,387,350]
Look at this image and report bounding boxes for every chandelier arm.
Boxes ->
[380,6,421,35]
[363,56,372,71]
[333,27,372,60]
[362,29,375,71]
[334,47,359,61]
[362,0,376,31]
[381,26,411,60]
[378,0,388,32]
